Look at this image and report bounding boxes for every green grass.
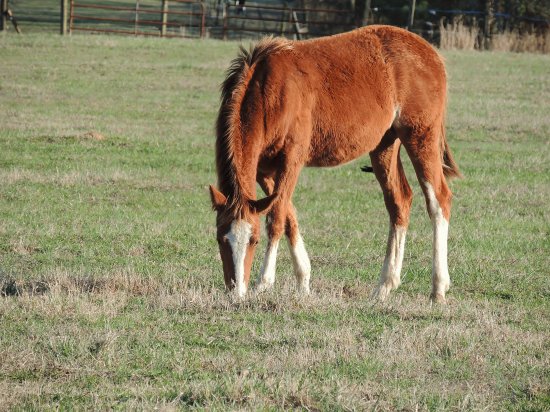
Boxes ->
[1,32,550,410]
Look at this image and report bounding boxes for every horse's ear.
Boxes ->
[209,185,227,211]
[249,193,277,215]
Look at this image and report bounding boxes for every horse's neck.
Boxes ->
[217,81,262,204]
[218,142,257,204]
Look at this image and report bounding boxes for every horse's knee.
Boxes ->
[397,181,413,225]
[402,179,413,206]
[284,213,299,245]
[383,180,413,227]
[267,214,286,240]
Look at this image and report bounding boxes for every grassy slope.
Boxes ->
[0,33,549,410]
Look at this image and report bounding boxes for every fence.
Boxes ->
[68,1,354,40]
[221,3,354,40]
[1,1,355,40]
[69,0,206,38]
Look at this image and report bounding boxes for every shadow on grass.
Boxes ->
[0,269,49,297]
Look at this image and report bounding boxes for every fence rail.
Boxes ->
[222,3,354,40]
[66,1,354,40]
[69,0,206,38]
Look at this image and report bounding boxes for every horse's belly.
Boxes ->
[306,97,396,167]
[306,129,385,167]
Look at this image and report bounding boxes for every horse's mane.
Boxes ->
[215,37,292,219]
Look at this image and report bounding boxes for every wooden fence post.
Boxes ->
[134,0,140,36]
[365,0,371,25]
[1,0,8,32]
[69,0,74,34]
[61,0,68,35]
[161,0,168,37]
[222,2,227,40]
[353,0,370,27]
[407,0,416,30]
[484,0,494,50]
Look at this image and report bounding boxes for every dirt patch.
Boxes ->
[81,131,105,141]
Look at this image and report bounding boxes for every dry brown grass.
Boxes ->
[439,17,550,54]
[1,268,549,410]
[81,131,106,141]
[439,17,480,51]
[491,30,550,53]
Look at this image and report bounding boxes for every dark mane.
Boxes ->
[215,37,292,219]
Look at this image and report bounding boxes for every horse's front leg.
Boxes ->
[258,200,311,295]
[254,175,280,292]
[255,211,280,293]
[256,168,311,294]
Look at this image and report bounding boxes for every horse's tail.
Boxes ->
[440,117,462,179]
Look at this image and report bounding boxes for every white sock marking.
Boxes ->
[424,182,450,297]
[257,239,279,290]
[226,220,252,298]
[373,225,407,300]
[289,234,311,294]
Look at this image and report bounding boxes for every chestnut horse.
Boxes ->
[209,25,460,302]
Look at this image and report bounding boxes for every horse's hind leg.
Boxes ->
[403,124,453,303]
[285,203,311,294]
[256,174,311,294]
[370,133,413,300]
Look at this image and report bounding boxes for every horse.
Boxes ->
[209,25,461,303]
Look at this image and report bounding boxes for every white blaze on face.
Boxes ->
[423,182,450,297]
[225,219,252,297]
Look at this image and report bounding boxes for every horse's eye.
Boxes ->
[250,238,259,246]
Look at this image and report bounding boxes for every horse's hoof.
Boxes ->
[371,284,391,301]
[296,284,310,296]
[253,282,273,295]
[430,292,447,304]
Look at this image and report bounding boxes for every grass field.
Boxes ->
[1,32,549,410]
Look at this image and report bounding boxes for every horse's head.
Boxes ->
[209,185,277,297]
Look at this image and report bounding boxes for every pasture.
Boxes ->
[1,33,549,410]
